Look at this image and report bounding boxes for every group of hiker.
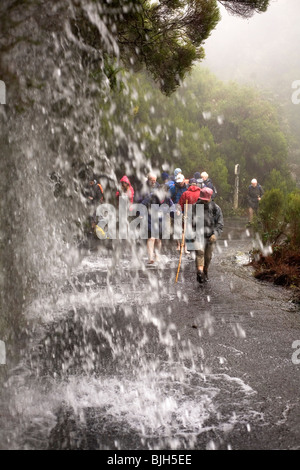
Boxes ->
[86,169,223,284]
[85,169,263,284]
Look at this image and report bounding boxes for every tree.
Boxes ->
[71,0,270,95]
[218,0,269,18]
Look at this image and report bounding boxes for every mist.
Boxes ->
[203,0,300,93]
[201,0,300,171]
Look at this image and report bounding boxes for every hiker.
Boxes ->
[194,172,205,189]
[161,172,170,184]
[162,171,175,195]
[116,175,134,205]
[86,174,105,234]
[141,185,175,264]
[147,173,160,191]
[87,174,105,204]
[177,178,201,254]
[170,172,187,204]
[247,178,264,223]
[169,173,188,251]
[169,167,182,183]
[136,173,160,202]
[201,171,217,200]
[192,187,224,284]
[178,178,201,210]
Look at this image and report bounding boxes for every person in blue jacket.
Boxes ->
[169,173,187,204]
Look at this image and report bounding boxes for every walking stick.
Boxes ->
[175,201,188,283]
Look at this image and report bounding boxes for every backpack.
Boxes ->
[193,200,218,235]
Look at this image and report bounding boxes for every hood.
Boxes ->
[120,175,131,185]
[188,185,200,192]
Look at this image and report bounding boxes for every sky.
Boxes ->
[202,0,300,99]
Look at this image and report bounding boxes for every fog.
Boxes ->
[203,0,300,99]
[201,0,300,167]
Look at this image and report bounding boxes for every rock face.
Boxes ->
[0,1,122,345]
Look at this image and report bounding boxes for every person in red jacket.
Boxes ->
[116,175,134,206]
[176,178,200,254]
[178,178,201,212]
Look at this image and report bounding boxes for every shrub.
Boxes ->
[255,188,286,243]
[285,190,300,248]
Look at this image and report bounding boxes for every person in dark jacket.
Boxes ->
[194,172,204,189]
[190,187,224,283]
[247,178,264,223]
[87,174,104,204]
[161,172,170,183]
[201,171,217,200]
[136,173,160,203]
[141,186,175,264]
[86,174,105,233]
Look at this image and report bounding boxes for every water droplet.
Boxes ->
[206,439,216,450]
[203,111,211,120]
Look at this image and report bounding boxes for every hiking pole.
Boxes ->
[175,200,188,283]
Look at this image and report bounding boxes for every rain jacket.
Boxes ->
[90,182,104,203]
[178,185,201,212]
[247,184,264,209]
[186,199,224,242]
[141,192,175,239]
[137,180,160,203]
[195,200,224,239]
[116,175,134,205]
[170,183,187,204]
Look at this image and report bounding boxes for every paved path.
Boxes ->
[1,218,299,450]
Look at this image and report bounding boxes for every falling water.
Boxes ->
[0,0,280,450]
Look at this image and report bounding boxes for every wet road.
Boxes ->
[1,217,300,450]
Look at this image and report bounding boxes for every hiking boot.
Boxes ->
[203,268,209,282]
[197,271,205,284]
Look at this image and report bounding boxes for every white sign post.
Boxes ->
[234,164,240,210]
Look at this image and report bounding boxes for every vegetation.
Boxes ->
[96,66,293,211]
[251,189,300,299]
[70,0,270,95]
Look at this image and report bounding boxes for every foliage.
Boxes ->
[254,188,300,249]
[219,0,269,18]
[285,190,300,248]
[263,169,296,196]
[69,0,270,95]
[254,189,286,243]
[101,66,291,209]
